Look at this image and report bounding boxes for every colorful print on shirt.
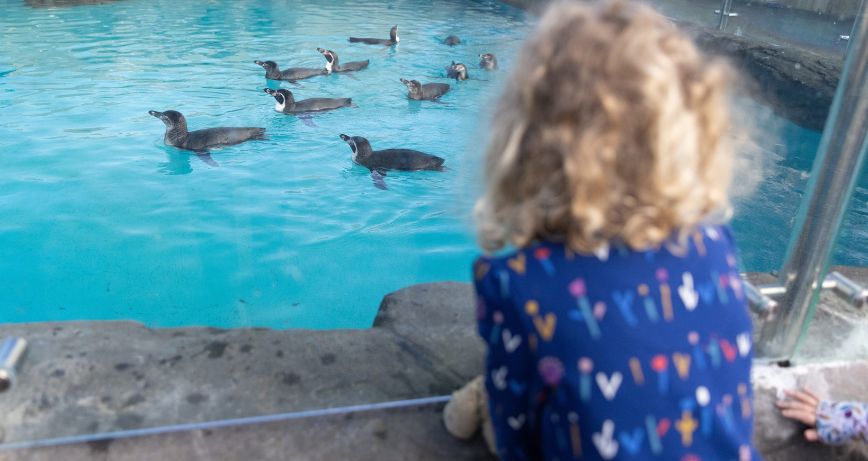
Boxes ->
[475,225,761,461]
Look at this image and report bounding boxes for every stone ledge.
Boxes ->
[0,283,482,445]
[754,360,868,461]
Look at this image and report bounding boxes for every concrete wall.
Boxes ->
[503,0,861,20]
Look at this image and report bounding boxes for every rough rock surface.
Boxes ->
[688,25,841,131]
[0,283,483,445]
[500,0,842,131]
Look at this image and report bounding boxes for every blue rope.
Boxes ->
[0,395,451,452]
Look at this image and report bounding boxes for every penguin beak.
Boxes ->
[254,60,265,67]
[263,88,275,95]
[339,134,350,142]
[316,47,325,54]
[148,110,162,118]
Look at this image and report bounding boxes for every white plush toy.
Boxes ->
[443,375,497,454]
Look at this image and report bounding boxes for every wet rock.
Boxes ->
[688,26,840,131]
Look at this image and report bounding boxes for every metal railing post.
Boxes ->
[718,0,734,30]
[755,0,868,361]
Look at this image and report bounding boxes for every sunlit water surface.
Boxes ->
[0,0,864,328]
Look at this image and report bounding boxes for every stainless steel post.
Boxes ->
[0,337,28,392]
[718,0,733,30]
[756,0,868,360]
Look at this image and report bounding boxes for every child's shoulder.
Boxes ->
[472,241,574,281]
[472,248,516,282]
[473,223,738,274]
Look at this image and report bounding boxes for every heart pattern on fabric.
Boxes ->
[507,252,526,275]
[534,313,557,341]
[618,427,645,455]
[595,372,623,400]
[508,414,526,430]
[672,353,691,380]
[502,329,522,353]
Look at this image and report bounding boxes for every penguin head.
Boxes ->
[264,88,294,111]
[340,133,372,163]
[149,110,186,131]
[255,60,278,72]
[390,25,399,43]
[400,78,422,97]
[479,53,498,69]
[448,62,468,81]
[317,48,337,73]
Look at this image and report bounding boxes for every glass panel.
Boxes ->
[794,166,868,363]
[643,0,859,274]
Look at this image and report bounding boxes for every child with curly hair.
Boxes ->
[471,1,759,459]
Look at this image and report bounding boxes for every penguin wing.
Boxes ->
[282,67,326,80]
[186,127,266,149]
[370,169,388,190]
[373,149,444,171]
[348,37,389,45]
[422,83,450,99]
[292,98,352,113]
[342,60,370,71]
[195,152,219,167]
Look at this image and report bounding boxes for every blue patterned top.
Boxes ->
[474,225,761,461]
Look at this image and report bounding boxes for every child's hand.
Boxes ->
[776,389,821,442]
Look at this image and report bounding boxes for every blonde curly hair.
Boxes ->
[475,0,734,253]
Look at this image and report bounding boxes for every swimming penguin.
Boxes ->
[254,60,326,82]
[316,48,370,74]
[264,88,352,114]
[479,53,498,70]
[446,62,468,81]
[443,35,461,46]
[149,110,265,152]
[348,25,399,46]
[339,134,445,189]
[400,78,450,101]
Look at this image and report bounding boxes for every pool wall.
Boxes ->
[503,0,842,132]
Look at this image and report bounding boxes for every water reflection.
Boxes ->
[157,149,218,175]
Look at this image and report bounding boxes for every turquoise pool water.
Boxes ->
[0,0,864,329]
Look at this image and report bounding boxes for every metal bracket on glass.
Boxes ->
[0,337,28,392]
[742,280,778,318]
[742,271,867,320]
[825,271,868,308]
[713,10,739,17]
